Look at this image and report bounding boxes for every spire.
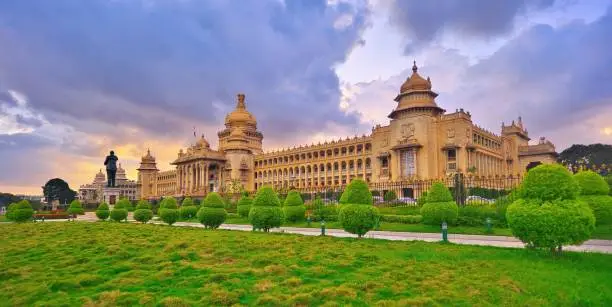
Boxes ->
[236,93,246,110]
[412,60,418,73]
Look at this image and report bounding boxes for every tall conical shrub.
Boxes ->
[67,199,85,215]
[420,182,458,225]
[338,179,379,237]
[283,190,306,222]
[249,186,283,232]
[95,202,110,220]
[197,192,227,229]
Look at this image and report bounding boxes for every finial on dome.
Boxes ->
[412,60,418,73]
[236,93,246,109]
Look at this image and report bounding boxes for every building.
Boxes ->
[79,165,138,204]
[137,62,557,200]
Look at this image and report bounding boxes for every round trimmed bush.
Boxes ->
[507,198,595,248]
[160,197,178,209]
[283,190,306,222]
[134,208,153,223]
[136,200,151,210]
[339,179,372,205]
[11,200,34,222]
[159,208,179,225]
[574,171,612,225]
[114,198,132,211]
[507,164,595,250]
[180,206,198,220]
[197,192,227,229]
[312,198,338,222]
[95,202,110,220]
[383,190,397,202]
[519,164,579,201]
[182,197,195,207]
[338,179,379,237]
[420,182,458,225]
[574,171,610,196]
[249,186,283,232]
[338,205,379,237]
[237,195,253,218]
[110,208,128,222]
[67,199,85,215]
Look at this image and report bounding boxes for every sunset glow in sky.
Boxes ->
[1,0,611,194]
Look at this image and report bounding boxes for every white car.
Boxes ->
[465,195,495,204]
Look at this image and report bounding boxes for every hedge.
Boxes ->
[283,190,306,222]
[420,182,458,225]
[380,214,422,224]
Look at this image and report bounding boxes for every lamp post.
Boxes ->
[321,220,326,236]
[307,214,312,227]
[441,221,448,242]
[485,217,492,234]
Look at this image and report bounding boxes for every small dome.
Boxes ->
[196,134,210,148]
[400,61,432,93]
[141,149,155,162]
[225,93,257,127]
[116,164,128,182]
[94,169,106,184]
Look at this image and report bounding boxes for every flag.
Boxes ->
[193,126,196,137]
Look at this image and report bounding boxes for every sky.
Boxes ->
[0,0,611,194]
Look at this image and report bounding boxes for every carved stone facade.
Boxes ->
[138,62,557,199]
[79,165,138,203]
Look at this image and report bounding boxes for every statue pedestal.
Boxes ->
[102,187,121,209]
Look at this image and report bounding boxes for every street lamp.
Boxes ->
[307,214,312,227]
[441,221,448,242]
[485,217,492,234]
[321,220,326,236]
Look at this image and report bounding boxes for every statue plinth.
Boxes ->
[102,187,121,209]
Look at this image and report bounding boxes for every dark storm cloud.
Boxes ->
[388,0,556,51]
[0,0,369,140]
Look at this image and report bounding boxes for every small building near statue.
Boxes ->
[78,165,138,205]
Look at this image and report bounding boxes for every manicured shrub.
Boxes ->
[114,198,133,211]
[457,204,497,226]
[134,208,153,223]
[574,171,612,225]
[197,192,227,229]
[338,179,379,237]
[180,206,198,220]
[136,200,151,210]
[182,197,195,207]
[283,190,306,222]
[237,196,253,218]
[95,202,110,220]
[383,190,397,202]
[420,182,458,225]
[10,200,34,222]
[417,191,428,206]
[312,198,338,222]
[159,209,179,225]
[160,197,178,209]
[507,164,595,251]
[249,186,283,232]
[339,179,372,205]
[67,200,85,215]
[574,171,610,196]
[110,209,128,222]
[380,214,422,224]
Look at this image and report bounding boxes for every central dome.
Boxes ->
[225,93,257,127]
[399,61,432,93]
[196,134,210,148]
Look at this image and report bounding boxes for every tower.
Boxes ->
[137,149,159,199]
[217,94,263,191]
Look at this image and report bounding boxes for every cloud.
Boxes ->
[347,4,612,150]
[388,0,556,51]
[0,0,370,142]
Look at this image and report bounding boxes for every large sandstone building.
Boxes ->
[137,62,557,200]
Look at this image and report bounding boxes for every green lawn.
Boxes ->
[1,223,612,306]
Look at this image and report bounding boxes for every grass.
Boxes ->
[1,222,612,306]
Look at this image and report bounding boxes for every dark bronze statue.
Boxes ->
[104,150,118,187]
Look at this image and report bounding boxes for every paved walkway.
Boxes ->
[71,212,612,254]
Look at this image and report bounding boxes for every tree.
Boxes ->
[197,192,227,229]
[67,200,85,215]
[420,182,459,225]
[249,186,283,232]
[283,190,306,222]
[559,144,612,174]
[42,178,76,205]
[507,164,595,253]
[338,179,379,238]
[574,171,612,225]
